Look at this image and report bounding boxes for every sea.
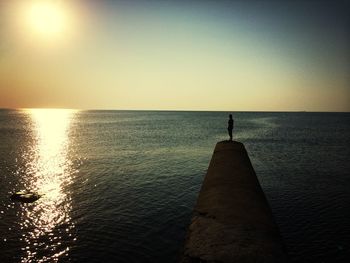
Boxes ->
[0,109,349,263]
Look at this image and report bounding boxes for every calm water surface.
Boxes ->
[0,110,349,262]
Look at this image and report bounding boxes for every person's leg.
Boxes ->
[228,128,232,141]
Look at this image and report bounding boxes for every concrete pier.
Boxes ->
[181,141,288,263]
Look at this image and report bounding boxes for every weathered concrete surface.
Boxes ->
[181,141,288,263]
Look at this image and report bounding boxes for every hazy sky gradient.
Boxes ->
[1,0,349,111]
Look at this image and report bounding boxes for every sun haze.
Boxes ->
[24,0,69,40]
[0,0,349,111]
[2,0,79,47]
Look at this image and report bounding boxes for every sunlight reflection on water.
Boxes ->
[19,109,77,262]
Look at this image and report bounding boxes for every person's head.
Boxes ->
[229,114,232,119]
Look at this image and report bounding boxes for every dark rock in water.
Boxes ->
[10,191,41,203]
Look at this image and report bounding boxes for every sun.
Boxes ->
[27,1,66,36]
[4,0,81,46]
[22,0,72,41]
[26,0,69,39]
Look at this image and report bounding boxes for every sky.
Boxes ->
[0,0,349,111]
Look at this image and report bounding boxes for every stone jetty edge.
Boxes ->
[180,141,288,263]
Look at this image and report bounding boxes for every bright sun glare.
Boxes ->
[28,1,66,35]
[21,0,72,41]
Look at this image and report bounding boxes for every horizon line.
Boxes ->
[0,108,349,113]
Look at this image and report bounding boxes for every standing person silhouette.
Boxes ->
[228,114,234,141]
